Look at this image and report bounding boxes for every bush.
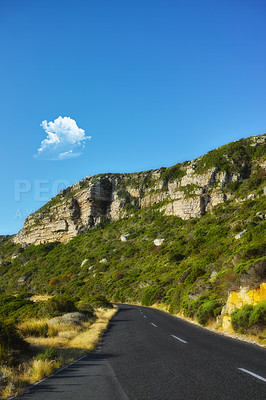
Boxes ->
[161,164,185,182]
[196,300,222,326]
[76,302,95,318]
[0,293,38,322]
[168,286,183,314]
[86,295,112,309]
[231,301,266,333]
[42,295,77,317]
[36,347,58,361]
[231,305,253,333]
[141,286,161,306]
[0,319,28,364]
[249,301,266,326]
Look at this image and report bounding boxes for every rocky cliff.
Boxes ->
[14,134,266,245]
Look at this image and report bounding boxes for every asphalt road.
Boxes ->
[18,304,266,400]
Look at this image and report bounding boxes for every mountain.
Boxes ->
[0,133,265,340]
[14,134,266,246]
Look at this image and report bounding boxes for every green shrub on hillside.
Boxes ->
[141,286,162,306]
[249,301,266,326]
[0,319,28,365]
[231,305,254,333]
[0,293,38,322]
[196,300,222,326]
[231,301,266,333]
[42,295,77,317]
[195,138,254,175]
[161,163,186,183]
[85,295,112,309]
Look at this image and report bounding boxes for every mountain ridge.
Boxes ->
[13,133,266,245]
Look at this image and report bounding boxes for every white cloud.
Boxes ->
[35,116,90,160]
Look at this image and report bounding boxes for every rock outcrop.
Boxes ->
[220,282,266,333]
[13,134,266,245]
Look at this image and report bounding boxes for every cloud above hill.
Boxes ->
[35,116,90,160]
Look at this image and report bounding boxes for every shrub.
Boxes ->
[0,319,28,364]
[0,293,38,322]
[161,164,185,182]
[196,300,222,326]
[249,301,266,326]
[168,286,183,314]
[76,302,95,318]
[36,347,58,361]
[184,265,206,285]
[231,305,253,333]
[141,286,162,306]
[42,295,77,317]
[86,295,112,309]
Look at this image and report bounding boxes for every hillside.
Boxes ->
[0,133,266,339]
[13,134,266,245]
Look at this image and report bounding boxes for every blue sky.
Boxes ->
[0,0,266,235]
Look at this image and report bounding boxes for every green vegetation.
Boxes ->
[195,134,266,175]
[0,189,265,331]
[160,163,186,182]
[231,301,266,334]
[36,347,58,361]
[196,299,222,326]
[0,319,28,365]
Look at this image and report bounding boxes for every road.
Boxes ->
[18,304,266,400]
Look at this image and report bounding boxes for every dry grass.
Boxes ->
[18,318,59,338]
[0,307,117,399]
[70,308,117,350]
[27,359,61,384]
[30,294,52,302]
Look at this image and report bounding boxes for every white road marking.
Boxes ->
[171,334,188,344]
[151,323,157,327]
[238,368,266,383]
[144,315,147,318]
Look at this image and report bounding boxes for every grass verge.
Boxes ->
[0,307,117,399]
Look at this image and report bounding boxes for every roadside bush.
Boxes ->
[86,295,112,309]
[231,301,266,333]
[141,286,162,306]
[36,347,58,361]
[0,319,28,365]
[76,302,95,318]
[0,293,38,322]
[231,305,253,333]
[249,301,266,326]
[42,295,77,317]
[196,300,222,326]
[168,286,183,314]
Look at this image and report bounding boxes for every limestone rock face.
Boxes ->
[13,134,266,245]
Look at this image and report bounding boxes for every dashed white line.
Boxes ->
[238,368,266,383]
[171,334,188,344]
[151,323,157,327]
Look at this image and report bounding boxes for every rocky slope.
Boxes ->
[14,134,266,245]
